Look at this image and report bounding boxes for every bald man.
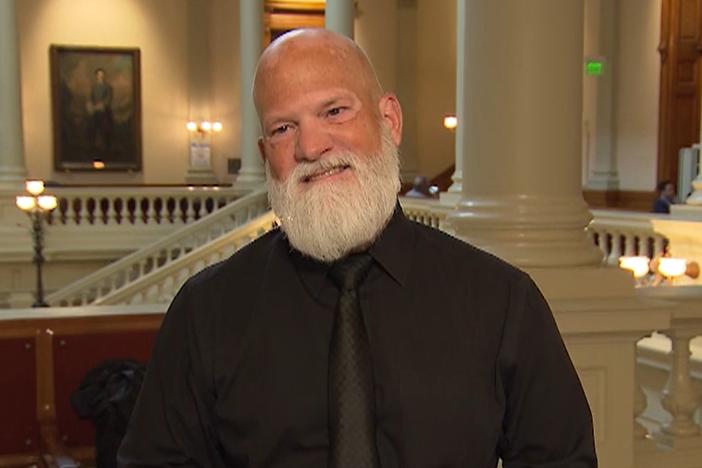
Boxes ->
[119,30,596,468]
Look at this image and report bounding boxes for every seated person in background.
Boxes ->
[404,175,431,198]
[118,29,596,468]
[652,180,676,213]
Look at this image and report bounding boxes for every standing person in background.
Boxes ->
[652,180,676,214]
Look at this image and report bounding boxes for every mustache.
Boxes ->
[293,154,358,183]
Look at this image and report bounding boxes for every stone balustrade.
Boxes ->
[399,196,453,229]
[46,185,247,226]
[46,189,270,307]
[589,209,671,266]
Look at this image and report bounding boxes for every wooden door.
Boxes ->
[658,0,702,185]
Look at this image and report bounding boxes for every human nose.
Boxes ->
[295,121,332,161]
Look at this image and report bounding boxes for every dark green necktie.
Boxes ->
[328,253,380,468]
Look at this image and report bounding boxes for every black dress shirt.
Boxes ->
[118,206,597,468]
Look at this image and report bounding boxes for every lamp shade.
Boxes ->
[16,196,36,211]
[658,258,687,278]
[37,195,58,211]
[25,180,45,196]
[619,256,650,278]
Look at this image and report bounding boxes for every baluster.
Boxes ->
[196,197,205,219]
[104,196,117,225]
[596,231,609,258]
[634,335,651,440]
[661,328,701,437]
[185,197,196,223]
[145,197,156,224]
[607,231,622,266]
[110,275,119,295]
[654,236,666,258]
[638,235,651,259]
[65,196,78,225]
[624,232,636,257]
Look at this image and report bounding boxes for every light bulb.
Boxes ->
[200,121,212,132]
[212,121,223,132]
[186,121,198,132]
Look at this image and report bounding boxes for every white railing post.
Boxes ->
[661,327,701,437]
[607,231,622,265]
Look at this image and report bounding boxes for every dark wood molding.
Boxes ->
[583,189,657,212]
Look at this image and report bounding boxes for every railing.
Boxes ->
[399,197,453,229]
[47,186,246,227]
[95,211,278,305]
[588,210,671,266]
[47,190,269,307]
[634,285,702,467]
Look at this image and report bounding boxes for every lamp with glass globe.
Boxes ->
[15,180,58,307]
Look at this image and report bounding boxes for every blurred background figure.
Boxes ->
[652,180,676,213]
[404,175,431,198]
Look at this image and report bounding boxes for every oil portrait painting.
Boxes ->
[50,46,142,171]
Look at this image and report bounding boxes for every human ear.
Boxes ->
[378,93,403,146]
[257,137,267,162]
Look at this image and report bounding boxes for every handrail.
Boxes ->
[95,211,278,305]
[47,190,269,306]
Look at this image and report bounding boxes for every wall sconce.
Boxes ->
[186,120,223,136]
[443,115,457,130]
[16,179,58,307]
[656,257,699,283]
[618,255,700,287]
[619,256,651,279]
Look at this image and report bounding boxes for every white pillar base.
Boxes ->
[585,171,620,192]
[446,194,603,268]
[685,179,702,205]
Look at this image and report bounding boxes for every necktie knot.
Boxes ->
[329,253,374,291]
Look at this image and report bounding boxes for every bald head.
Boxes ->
[253,29,384,118]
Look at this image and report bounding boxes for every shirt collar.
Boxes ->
[287,202,415,300]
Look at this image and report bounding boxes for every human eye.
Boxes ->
[325,106,348,118]
[270,123,292,137]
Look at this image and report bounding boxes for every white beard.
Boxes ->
[266,126,401,263]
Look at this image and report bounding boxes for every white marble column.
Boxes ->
[185,0,217,184]
[584,0,619,191]
[440,0,465,206]
[0,0,27,189]
[325,0,355,38]
[234,0,266,189]
[446,0,602,267]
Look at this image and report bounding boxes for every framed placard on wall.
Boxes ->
[50,45,142,171]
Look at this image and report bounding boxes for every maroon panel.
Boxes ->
[52,330,157,447]
[0,337,39,455]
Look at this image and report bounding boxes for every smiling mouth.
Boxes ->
[302,164,352,183]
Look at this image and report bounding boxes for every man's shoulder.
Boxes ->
[409,219,527,281]
[185,227,284,293]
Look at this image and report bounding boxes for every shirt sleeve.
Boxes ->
[118,280,221,468]
[497,274,598,468]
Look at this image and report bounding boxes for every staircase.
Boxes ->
[48,189,273,306]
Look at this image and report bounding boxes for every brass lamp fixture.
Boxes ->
[16,180,58,307]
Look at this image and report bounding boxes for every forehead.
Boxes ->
[255,42,372,112]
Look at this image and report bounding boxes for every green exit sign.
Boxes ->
[585,59,604,76]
